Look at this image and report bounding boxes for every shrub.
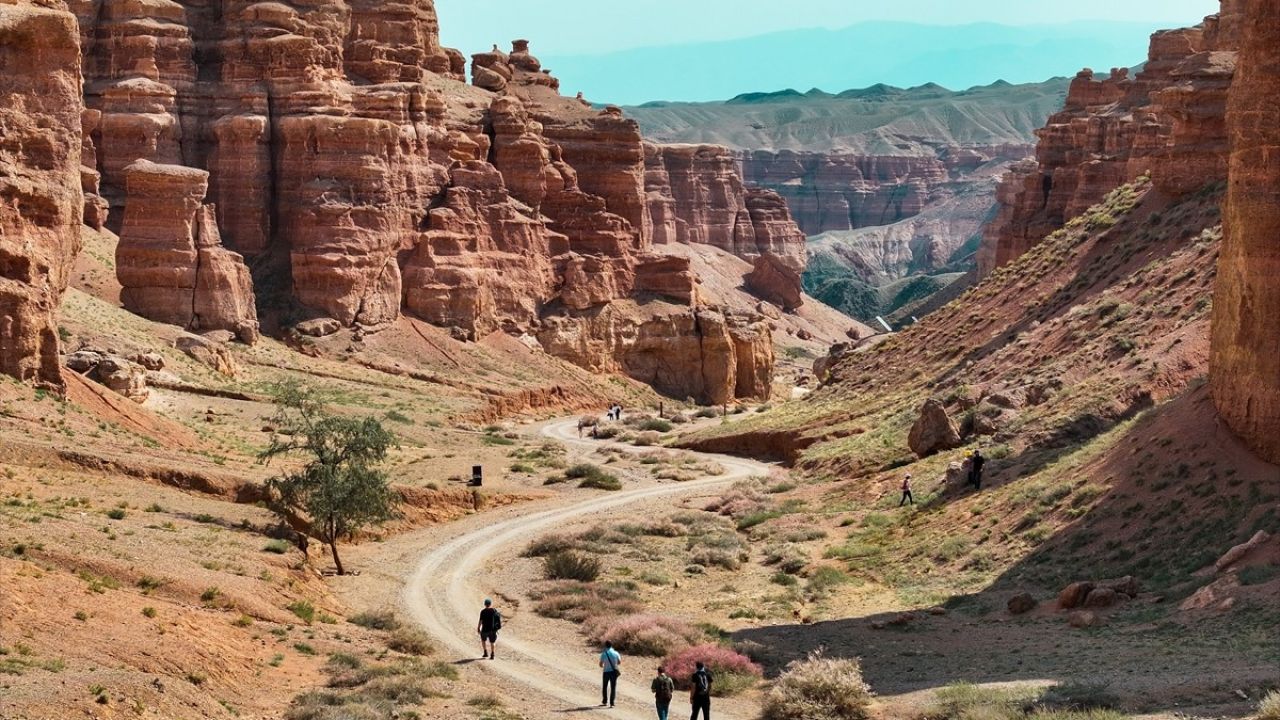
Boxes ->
[263,539,292,554]
[565,463,621,490]
[761,650,873,720]
[532,580,641,622]
[1257,691,1280,720]
[287,600,317,624]
[585,614,704,657]
[349,610,401,631]
[690,549,742,571]
[929,682,1043,720]
[523,534,576,557]
[543,550,602,582]
[105,508,126,520]
[662,644,763,696]
[632,431,663,447]
[639,419,674,433]
[200,587,223,604]
[694,408,719,419]
[386,627,434,656]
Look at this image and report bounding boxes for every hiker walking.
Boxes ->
[689,661,713,720]
[899,472,915,506]
[476,598,502,660]
[651,665,675,720]
[599,641,622,707]
[969,448,986,490]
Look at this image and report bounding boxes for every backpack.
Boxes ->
[491,610,502,631]
[694,670,711,696]
[655,676,674,702]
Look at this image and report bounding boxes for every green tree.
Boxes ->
[259,383,399,575]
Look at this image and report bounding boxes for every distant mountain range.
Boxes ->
[543,20,1166,105]
[623,77,1070,154]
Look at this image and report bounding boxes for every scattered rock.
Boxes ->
[65,351,104,374]
[1058,582,1096,610]
[1067,610,1100,629]
[131,352,165,371]
[201,330,236,344]
[1083,588,1120,609]
[887,612,917,627]
[908,399,963,457]
[175,335,238,377]
[94,356,148,403]
[1215,530,1271,572]
[1008,593,1038,615]
[295,318,342,338]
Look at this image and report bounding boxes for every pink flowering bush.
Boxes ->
[585,614,704,657]
[662,643,763,696]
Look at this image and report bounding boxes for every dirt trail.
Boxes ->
[402,418,769,719]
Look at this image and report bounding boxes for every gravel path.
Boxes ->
[402,418,768,719]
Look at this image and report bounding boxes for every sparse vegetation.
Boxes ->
[662,644,762,696]
[762,651,873,720]
[543,550,602,582]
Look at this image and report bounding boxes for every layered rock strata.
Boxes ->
[116,161,259,342]
[9,2,813,403]
[980,3,1242,275]
[0,1,84,389]
[1212,0,1280,465]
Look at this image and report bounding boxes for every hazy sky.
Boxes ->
[437,0,1216,56]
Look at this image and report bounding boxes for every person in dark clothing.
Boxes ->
[970,449,986,490]
[689,662,713,720]
[899,472,915,507]
[476,598,501,659]
[651,666,675,720]
[600,641,622,707]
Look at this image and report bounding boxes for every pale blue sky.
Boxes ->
[437,0,1216,56]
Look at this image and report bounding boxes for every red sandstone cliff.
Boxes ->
[0,1,820,404]
[979,2,1242,275]
[1212,0,1280,465]
[0,1,84,389]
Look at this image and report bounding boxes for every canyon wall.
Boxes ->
[0,1,84,389]
[1212,0,1280,465]
[979,3,1242,275]
[1,0,817,403]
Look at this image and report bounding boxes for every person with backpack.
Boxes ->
[651,666,675,720]
[599,641,622,707]
[476,598,502,660]
[689,661,713,720]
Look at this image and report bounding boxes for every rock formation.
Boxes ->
[907,398,963,457]
[0,1,84,389]
[745,254,804,311]
[1212,0,1280,465]
[116,161,258,343]
[2,1,816,403]
[980,3,1242,275]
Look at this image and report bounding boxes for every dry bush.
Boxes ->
[662,643,763,696]
[690,548,744,571]
[761,650,873,720]
[543,550,602,581]
[1258,692,1280,720]
[585,614,704,657]
[532,581,642,623]
[705,479,770,520]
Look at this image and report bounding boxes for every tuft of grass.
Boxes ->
[105,508,126,520]
[263,539,291,555]
[287,600,316,624]
[386,627,435,656]
[1257,691,1280,720]
[349,610,401,631]
[762,650,873,720]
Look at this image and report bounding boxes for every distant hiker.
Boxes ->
[970,449,986,490]
[651,666,675,720]
[600,641,622,707]
[689,661,714,720]
[615,404,624,421]
[477,598,502,659]
[899,472,915,506]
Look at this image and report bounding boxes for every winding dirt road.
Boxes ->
[402,418,769,719]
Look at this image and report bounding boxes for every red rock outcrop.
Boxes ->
[980,3,1242,275]
[1212,0,1280,465]
[746,253,804,311]
[41,5,808,403]
[116,161,259,342]
[0,1,84,388]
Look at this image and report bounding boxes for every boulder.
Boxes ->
[908,399,963,457]
[131,353,165,371]
[1067,610,1100,629]
[1083,588,1121,609]
[1007,593,1038,615]
[65,351,104,374]
[1215,530,1272,572]
[296,318,342,338]
[96,356,148,403]
[1058,581,1096,610]
[745,252,804,312]
[176,336,238,377]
